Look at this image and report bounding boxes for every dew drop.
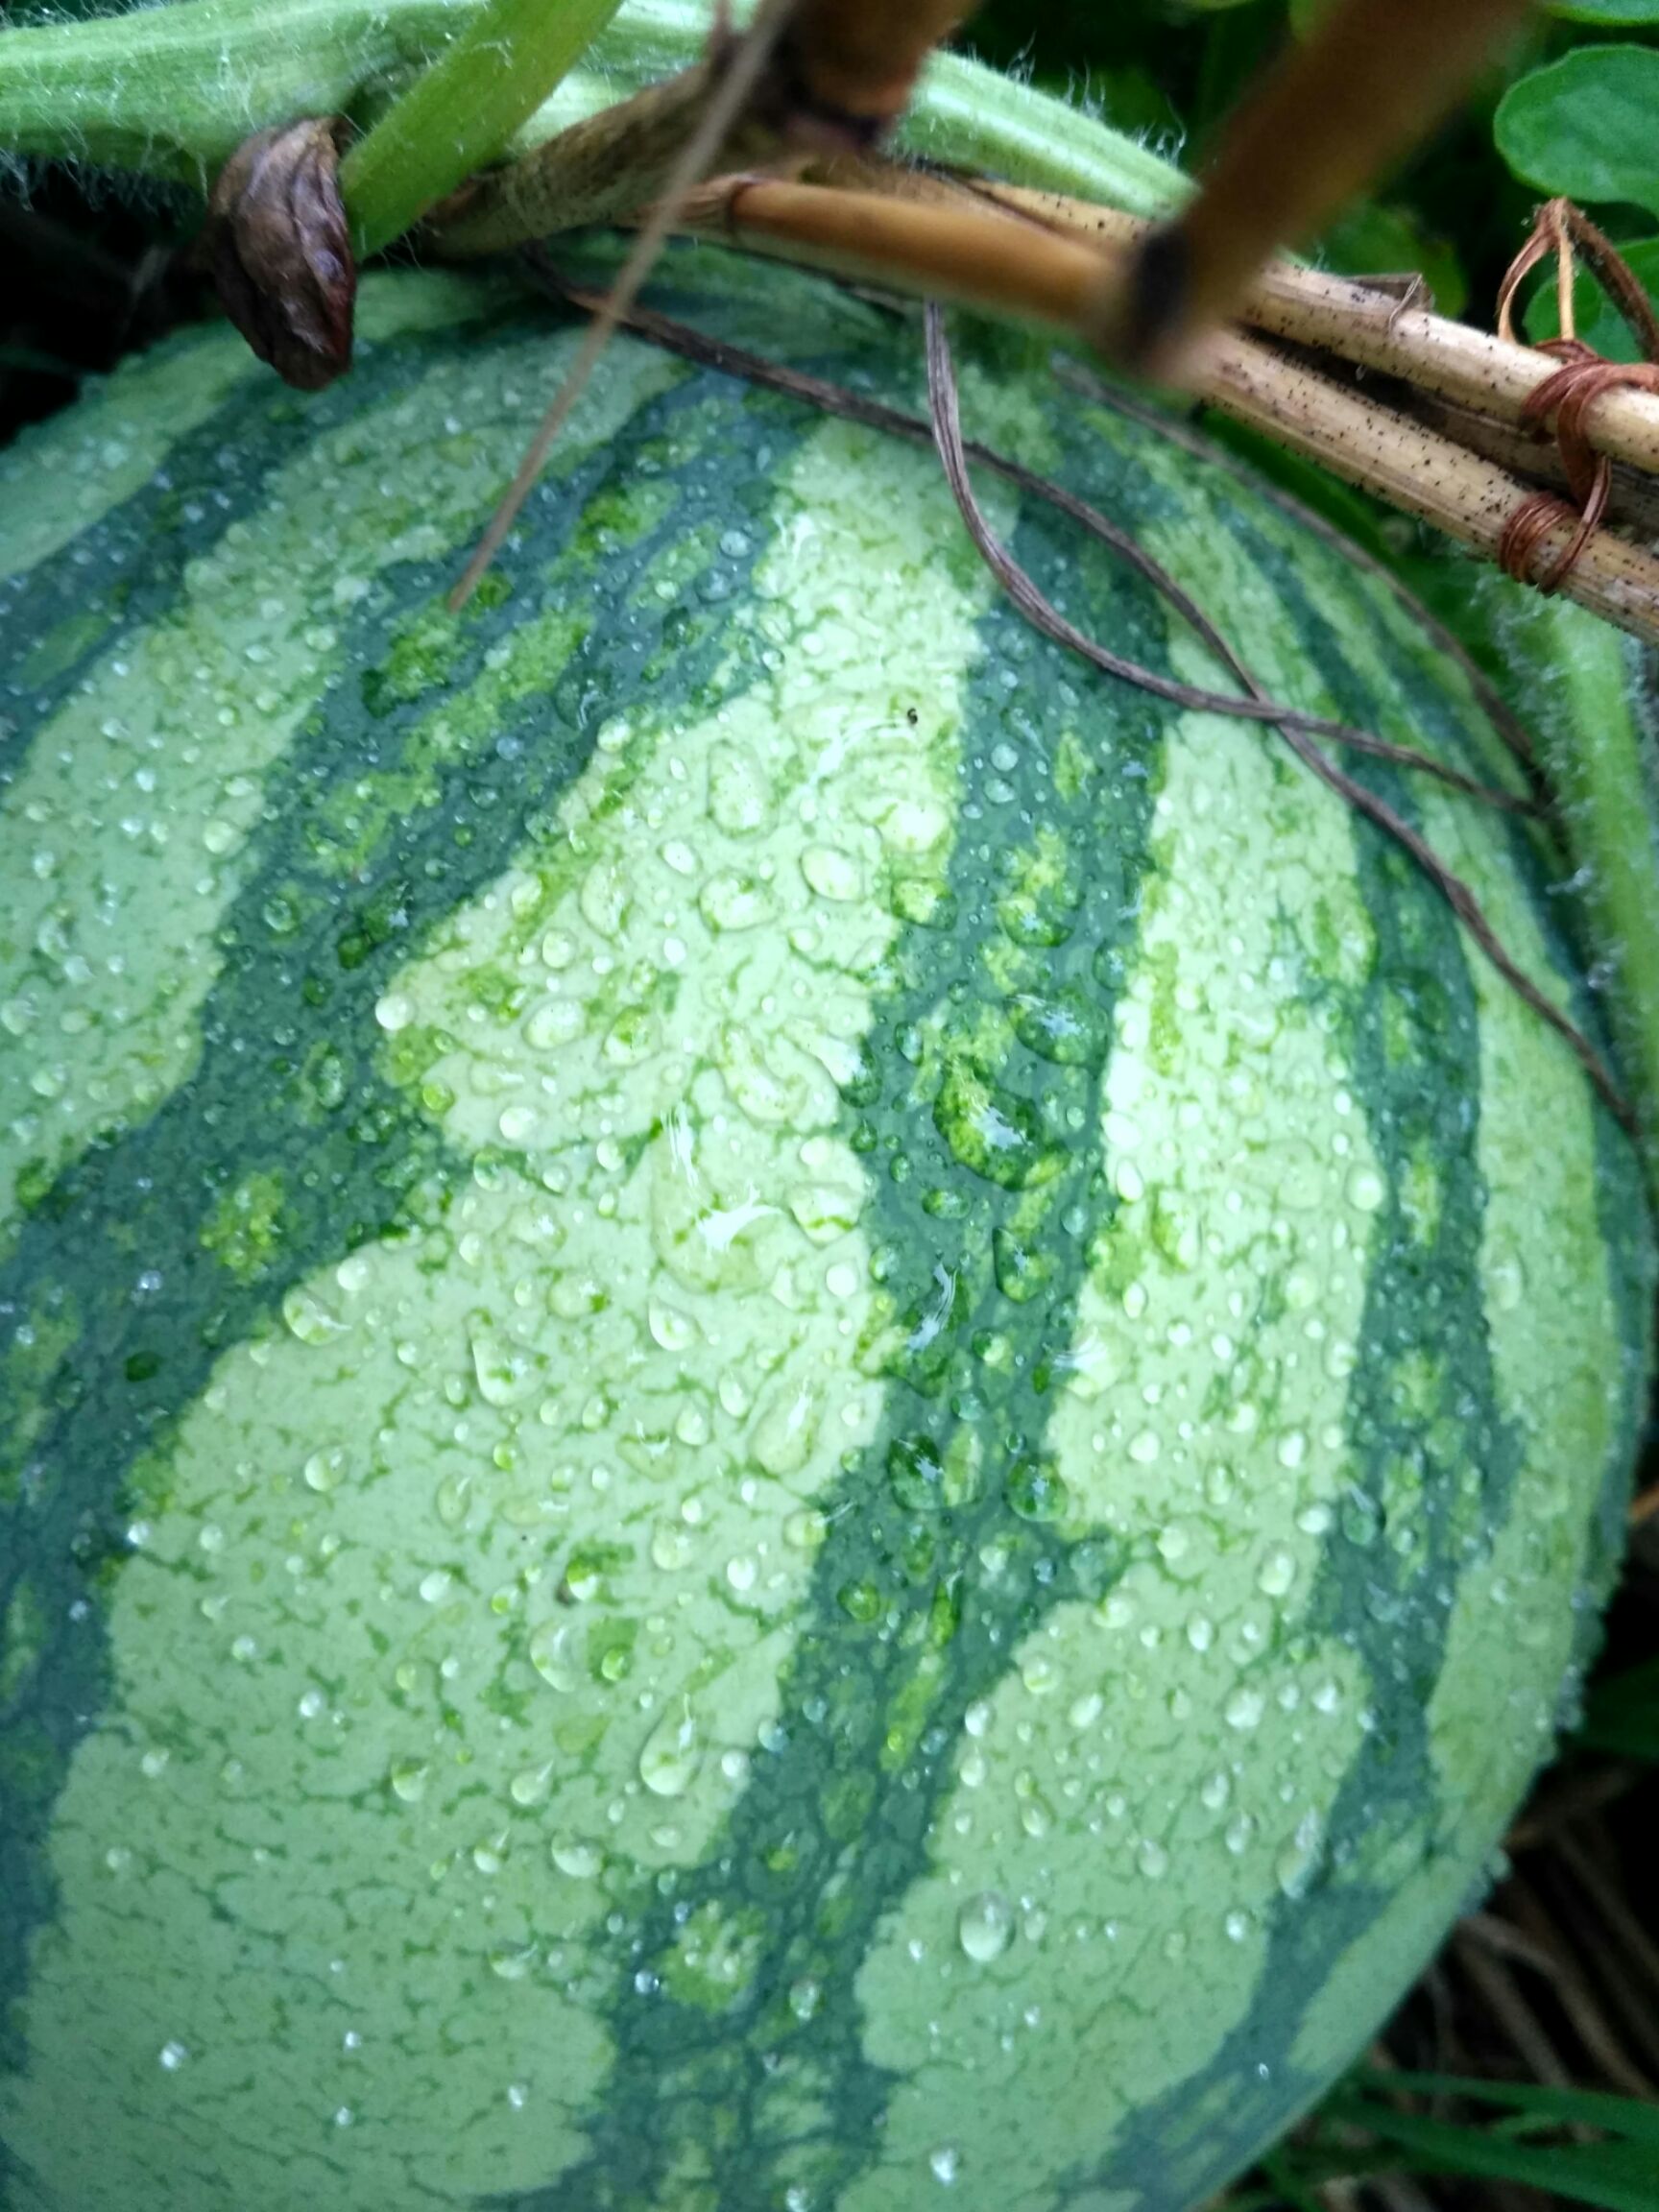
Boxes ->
[471,1328,532,1407]
[281,1286,347,1345]
[837,1578,882,1623]
[802,844,863,902]
[529,1620,578,1691]
[651,1525,694,1572]
[302,1446,347,1495]
[1256,1548,1297,1599]
[1345,1166,1385,1214]
[638,1700,701,1797]
[956,1890,1015,1963]
[1224,1687,1265,1732]
[648,1299,694,1353]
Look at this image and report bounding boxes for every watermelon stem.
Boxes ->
[337,0,628,257]
[0,0,1185,215]
[1515,603,1659,1209]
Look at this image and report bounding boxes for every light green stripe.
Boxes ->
[2,413,996,2212]
[0,328,254,582]
[0,281,669,1226]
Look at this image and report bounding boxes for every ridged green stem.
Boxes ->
[338,0,625,256]
[1524,603,1659,1209]
[0,0,1186,211]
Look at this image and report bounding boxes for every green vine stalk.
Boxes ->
[3,0,1659,1201]
[0,0,1187,212]
[338,0,628,256]
[1515,602,1659,1203]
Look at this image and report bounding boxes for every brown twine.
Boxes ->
[1053,352,1546,787]
[1495,204,1659,595]
[1498,343,1659,593]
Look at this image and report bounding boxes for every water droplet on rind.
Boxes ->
[933,1060,1061,1190]
[956,1890,1015,1963]
[888,1434,945,1511]
[1010,987,1108,1069]
[638,1700,701,1797]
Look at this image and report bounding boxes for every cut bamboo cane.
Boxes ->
[1203,335,1659,640]
[978,181,1659,483]
[1110,0,1533,380]
[654,176,1659,643]
[426,147,1659,638]
[430,117,1659,494]
[1404,394,1659,542]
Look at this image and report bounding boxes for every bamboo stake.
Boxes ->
[980,181,1659,483]
[641,176,1659,643]
[677,172,1111,326]
[436,133,1659,515]
[1105,0,1534,380]
[1404,395,1659,541]
[1205,335,1659,639]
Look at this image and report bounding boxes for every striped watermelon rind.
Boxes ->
[0,245,1650,2212]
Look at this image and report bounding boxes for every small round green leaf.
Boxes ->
[1524,233,1659,360]
[1546,1,1659,22]
[1319,200,1469,319]
[1495,46,1659,217]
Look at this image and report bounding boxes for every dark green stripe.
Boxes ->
[1088,502,1593,2209]
[0,321,489,778]
[512,383,1186,2212]
[0,347,805,2198]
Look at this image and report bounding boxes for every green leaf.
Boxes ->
[1318,200,1469,319]
[1547,0,1659,21]
[1524,234,1659,361]
[1322,2101,1659,2212]
[1260,2152,1328,2212]
[1576,1653,1659,1758]
[1348,2072,1659,2148]
[1495,47,1659,218]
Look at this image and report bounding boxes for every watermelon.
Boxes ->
[0,245,1650,2212]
